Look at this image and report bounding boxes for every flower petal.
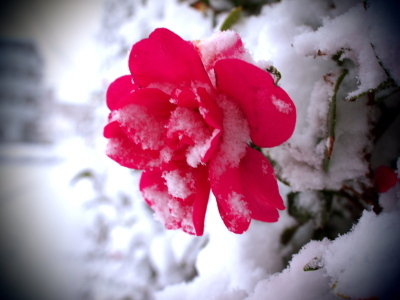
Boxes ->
[140,164,210,236]
[162,162,210,236]
[201,129,222,164]
[166,107,211,148]
[374,165,398,193]
[140,168,187,231]
[106,75,137,110]
[103,120,120,139]
[105,122,160,170]
[215,59,296,147]
[191,165,210,236]
[209,159,251,234]
[197,87,223,131]
[171,87,199,109]
[116,88,174,118]
[116,89,174,151]
[239,147,284,222]
[129,28,211,89]
[193,30,248,74]
[196,87,223,163]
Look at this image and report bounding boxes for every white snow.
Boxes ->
[293,4,387,100]
[211,95,251,177]
[163,169,195,199]
[194,30,253,86]
[116,104,165,150]
[271,95,293,114]
[166,106,213,167]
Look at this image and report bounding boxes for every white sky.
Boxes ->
[0,0,104,103]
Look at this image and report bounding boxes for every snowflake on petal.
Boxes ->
[104,28,296,235]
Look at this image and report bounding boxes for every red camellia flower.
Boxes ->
[104,28,296,235]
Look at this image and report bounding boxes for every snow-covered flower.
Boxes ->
[104,28,296,235]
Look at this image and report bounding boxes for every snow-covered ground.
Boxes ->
[0,142,85,299]
[1,143,399,300]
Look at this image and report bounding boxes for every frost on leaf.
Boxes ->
[303,256,324,272]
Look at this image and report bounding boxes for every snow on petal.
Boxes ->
[116,105,165,151]
[166,107,211,146]
[193,30,252,85]
[215,58,296,148]
[166,106,216,167]
[115,88,174,117]
[115,89,173,151]
[140,164,210,236]
[209,159,251,234]
[105,122,161,170]
[139,168,181,230]
[210,94,251,177]
[271,95,294,115]
[190,128,221,166]
[162,168,195,200]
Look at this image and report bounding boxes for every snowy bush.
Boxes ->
[72,0,400,299]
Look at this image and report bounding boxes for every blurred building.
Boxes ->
[43,92,97,144]
[0,38,48,144]
[0,38,96,146]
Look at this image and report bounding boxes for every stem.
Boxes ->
[323,69,348,172]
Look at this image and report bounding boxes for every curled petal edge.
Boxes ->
[215,58,296,148]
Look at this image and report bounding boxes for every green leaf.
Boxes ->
[319,191,333,227]
[220,6,242,31]
[266,66,282,85]
[323,68,348,172]
[280,225,299,245]
[70,169,95,186]
[331,48,351,67]
[287,192,312,224]
[249,141,262,152]
[303,256,324,272]
[348,78,397,102]
[288,191,333,230]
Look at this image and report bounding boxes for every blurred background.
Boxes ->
[0,1,104,299]
[0,1,214,299]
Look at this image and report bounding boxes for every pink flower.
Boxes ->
[374,166,398,193]
[104,28,296,235]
